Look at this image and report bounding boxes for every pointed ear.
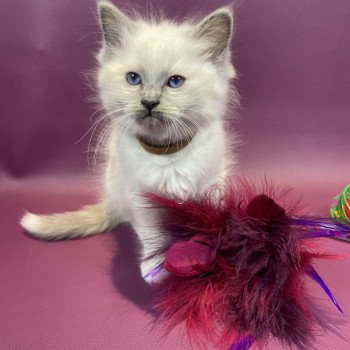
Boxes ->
[194,7,233,61]
[98,1,133,47]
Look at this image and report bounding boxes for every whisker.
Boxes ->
[89,102,124,123]
[184,108,214,127]
[77,106,128,146]
[86,109,128,166]
[176,112,201,130]
[174,117,199,153]
[119,117,136,148]
[91,113,132,170]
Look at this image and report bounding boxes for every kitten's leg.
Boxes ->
[131,208,170,284]
[138,234,170,284]
[139,247,169,284]
[20,200,120,240]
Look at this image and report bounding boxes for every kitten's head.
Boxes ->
[97,1,236,145]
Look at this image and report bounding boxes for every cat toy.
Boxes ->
[144,178,349,350]
[331,184,350,240]
[330,184,350,241]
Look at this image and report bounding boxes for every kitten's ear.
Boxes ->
[194,7,233,61]
[98,1,133,47]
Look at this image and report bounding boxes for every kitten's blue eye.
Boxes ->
[126,72,142,85]
[167,75,185,88]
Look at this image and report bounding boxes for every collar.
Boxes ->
[137,136,193,155]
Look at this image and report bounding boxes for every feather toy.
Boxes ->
[144,178,349,350]
[331,184,350,241]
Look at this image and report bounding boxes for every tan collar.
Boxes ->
[137,136,193,155]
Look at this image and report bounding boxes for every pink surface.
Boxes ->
[1,181,349,349]
[1,0,350,349]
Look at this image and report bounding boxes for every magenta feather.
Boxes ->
[144,178,346,350]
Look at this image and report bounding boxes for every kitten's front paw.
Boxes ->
[140,258,169,285]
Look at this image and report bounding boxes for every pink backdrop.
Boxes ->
[1,0,349,349]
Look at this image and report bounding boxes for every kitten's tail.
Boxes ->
[20,201,116,240]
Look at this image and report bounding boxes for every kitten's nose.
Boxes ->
[141,100,159,112]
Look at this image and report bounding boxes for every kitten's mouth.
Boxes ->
[141,112,162,120]
[135,111,166,133]
[137,111,164,123]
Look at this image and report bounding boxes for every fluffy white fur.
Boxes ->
[20,1,238,283]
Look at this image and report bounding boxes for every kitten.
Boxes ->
[20,1,238,283]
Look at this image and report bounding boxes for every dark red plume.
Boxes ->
[144,178,345,350]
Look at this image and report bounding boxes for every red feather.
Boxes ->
[144,178,344,350]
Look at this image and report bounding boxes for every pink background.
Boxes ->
[0,0,349,349]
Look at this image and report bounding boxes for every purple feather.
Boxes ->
[302,230,347,239]
[229,335,254,350]
[306,266,344,314]
[292,217,350,239]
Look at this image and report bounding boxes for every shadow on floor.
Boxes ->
[110,224,155,314]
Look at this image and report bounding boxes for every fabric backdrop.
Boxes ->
[1,1,349,349]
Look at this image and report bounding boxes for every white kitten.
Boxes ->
[20,1,238,283]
